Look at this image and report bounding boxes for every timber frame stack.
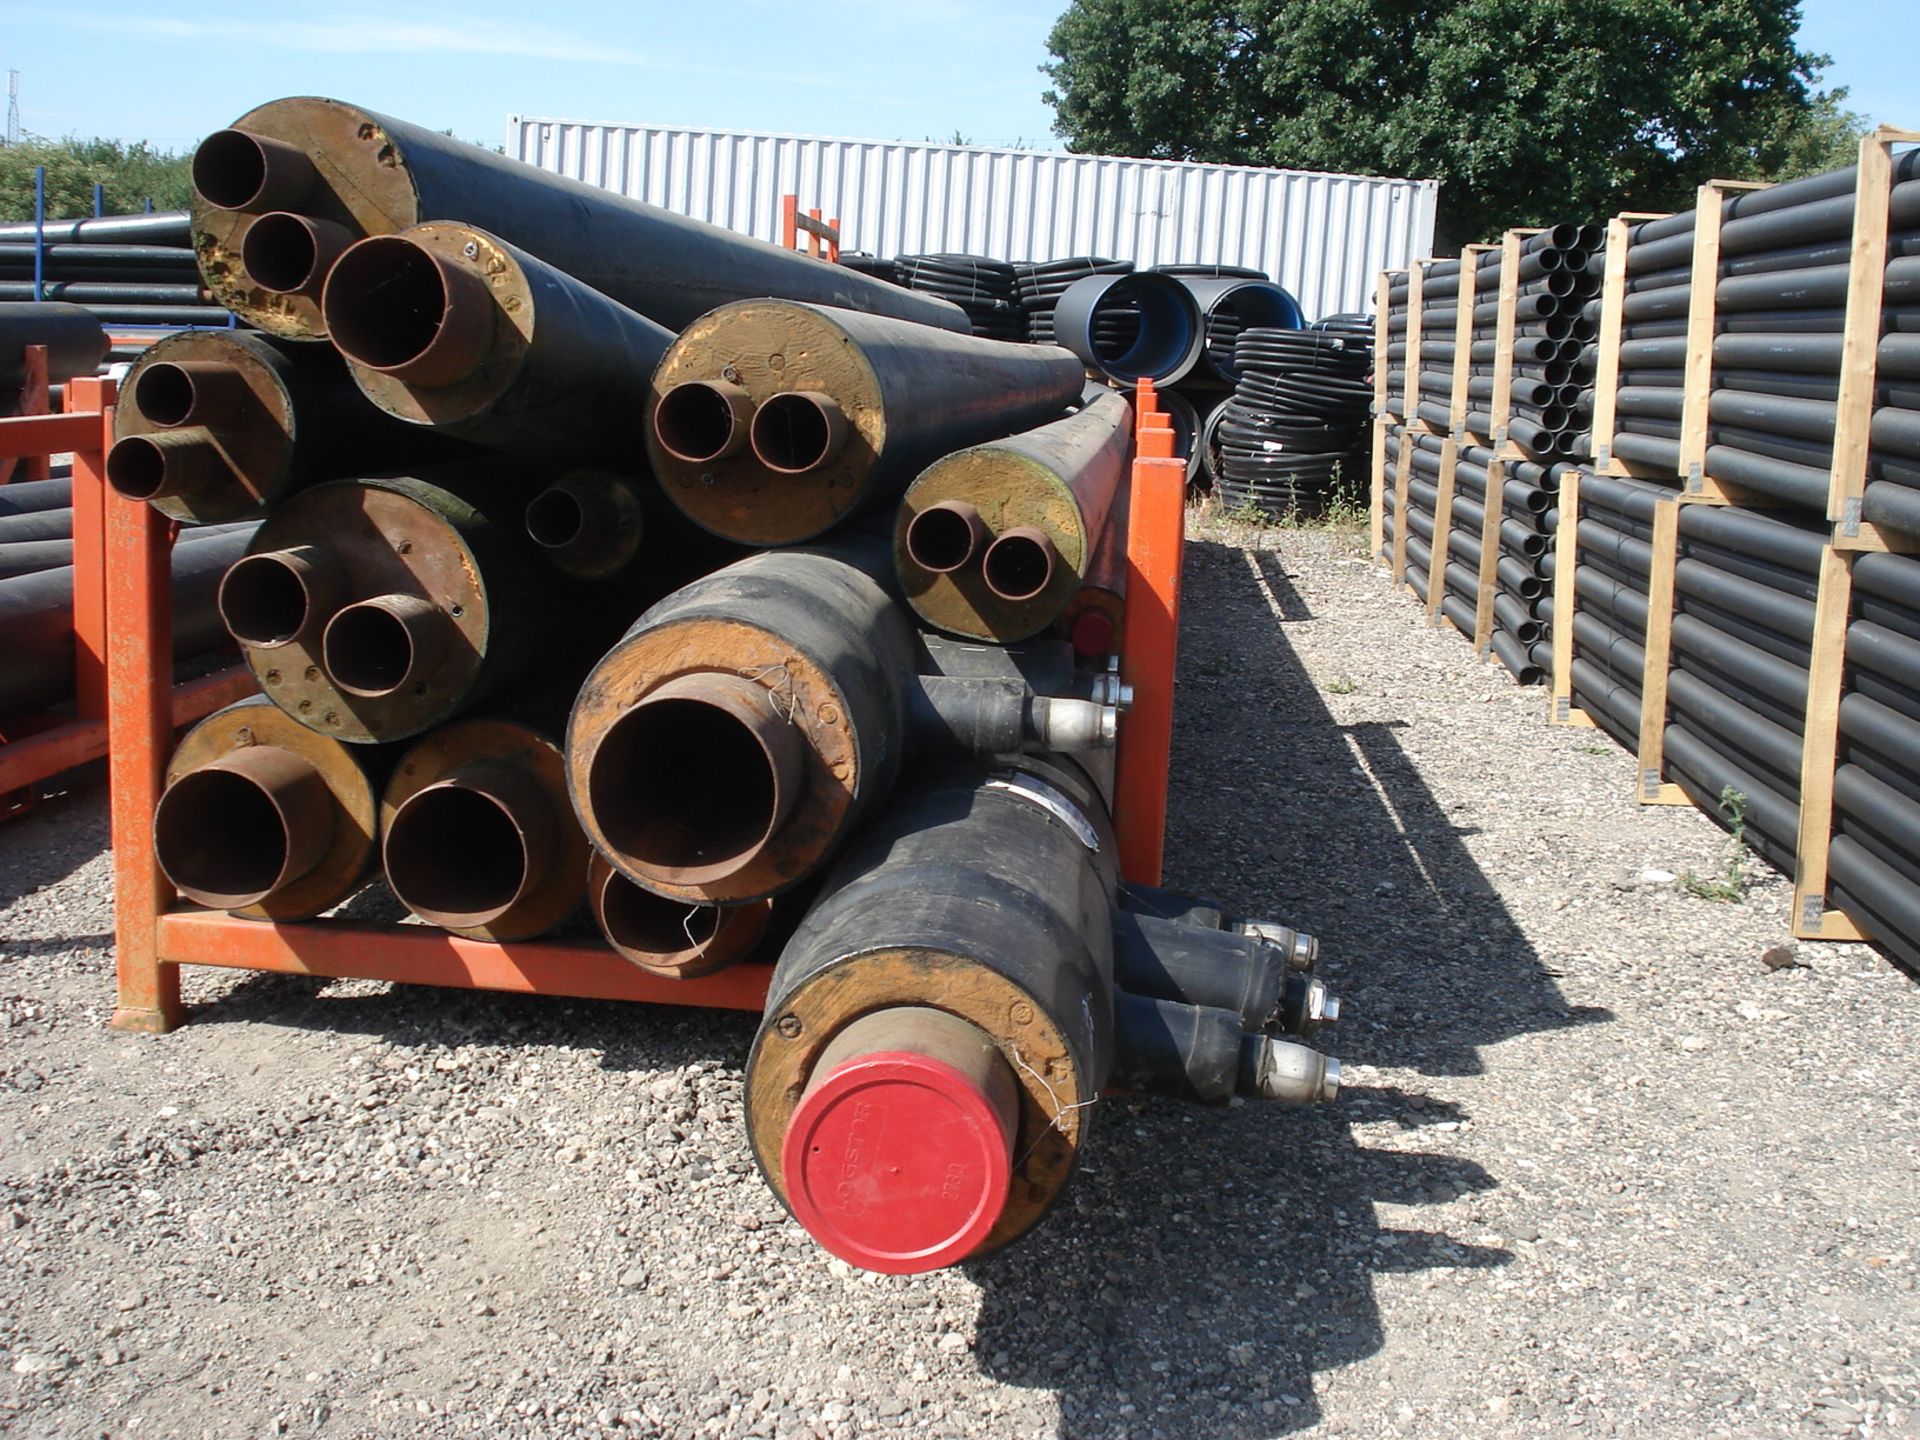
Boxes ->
[1372,126,1920,971]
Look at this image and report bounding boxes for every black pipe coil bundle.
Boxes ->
[0,211,235,335]
[835,252,900,284]
[1013,257,1135,347]
[1152,263,1269,280]
[893,253,1025,341]
[1212,322,1372,517]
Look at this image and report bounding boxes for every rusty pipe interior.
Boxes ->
[105,428,228,501]
[191,129,318,214]
[153,746,334,909]
[904,500,989,574]
[321,236,497,387]
[748,391,848,475]
[383,761,557,930]
[218,546,347,649]
[242,212,356,299]
[654,380,755,464]
[586,672,806,886]
[981,526,1060,602]
[130,360,250,429]
[321,593,447,698]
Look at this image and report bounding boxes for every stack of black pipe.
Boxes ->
[894,254,1025,341]
[1411,258,1460,431]
[1609,152,1920,513]
[0,211,232,331]
[1457,226,1598,461]
[1211,322,1373,517]
[1382,267,1410,445]
[1833,549,1920,970]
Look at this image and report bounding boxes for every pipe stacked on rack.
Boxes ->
[0,211,235,333]
[1382,267,1410,428]
[1457,226,1599,461]
[1609,152,1920,521]
[1211,321,1373,517]
[125,94,1347,1277]
[1832,549,1920,970]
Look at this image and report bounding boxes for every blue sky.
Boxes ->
[3,0,1907,158]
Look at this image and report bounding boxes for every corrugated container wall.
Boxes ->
[507,117,1438,321]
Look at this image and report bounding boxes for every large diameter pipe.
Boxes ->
[380,711,589,941]
[568,540,913,905]
[1053,273,1205,384]
[646,299,1086,546]
[156,697,389,919]
[231,471,574,744]
[745,759,1116,1272]
[0,302,108,387]
[322,223,674,465]
[0,524,253,717]
[1174,276,1303,382]
[190,97,968,340]
[894,388,1131,642]
[111,329,476,524]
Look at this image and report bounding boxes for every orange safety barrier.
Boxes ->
[0,375,253,813]
[103,378,1182,1032]
[780,195,841,263]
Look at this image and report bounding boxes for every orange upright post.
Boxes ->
[103,386,184,1034]
[1113,378,1185,885]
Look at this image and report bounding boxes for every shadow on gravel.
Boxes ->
[974,537,1599,1436]
[190,969,759,1070]
[0,771,110,910]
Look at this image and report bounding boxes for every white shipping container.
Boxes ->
[507,116,1437,321]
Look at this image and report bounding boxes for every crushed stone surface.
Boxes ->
[0,517,1915,1439]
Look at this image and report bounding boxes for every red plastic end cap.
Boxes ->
[1071,610,1116,658]
[782,1049,1015,1274]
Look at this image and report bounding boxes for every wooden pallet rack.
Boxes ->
[0,374,253,817]
[1548,126,1920,950]
[105,382,1187,1032]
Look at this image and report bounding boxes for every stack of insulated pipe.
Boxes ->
[1460,226,1598,461]
[1611,152,1920,505]
[123,95,1344,1275]
[0,211,234,333]
[1411,258,1460,432]
[1831,550,1920,971]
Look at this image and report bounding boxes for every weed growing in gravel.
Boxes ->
[1326,675,1358,695]
[1681,786,1752,902]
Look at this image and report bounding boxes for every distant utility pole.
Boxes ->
[5,71,19,147]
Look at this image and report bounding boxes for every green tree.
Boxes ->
[1042,0,1849,245]
[0,136,195,222]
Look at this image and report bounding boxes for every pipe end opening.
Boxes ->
[385,786,530,928]
[154,768,292,909]
[750,393,843,474]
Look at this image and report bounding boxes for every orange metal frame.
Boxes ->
[103,378,1183,1032]
[780,195,841,263]
[0,375,252,812]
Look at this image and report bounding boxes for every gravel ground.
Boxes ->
[2,514,1917,1440]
